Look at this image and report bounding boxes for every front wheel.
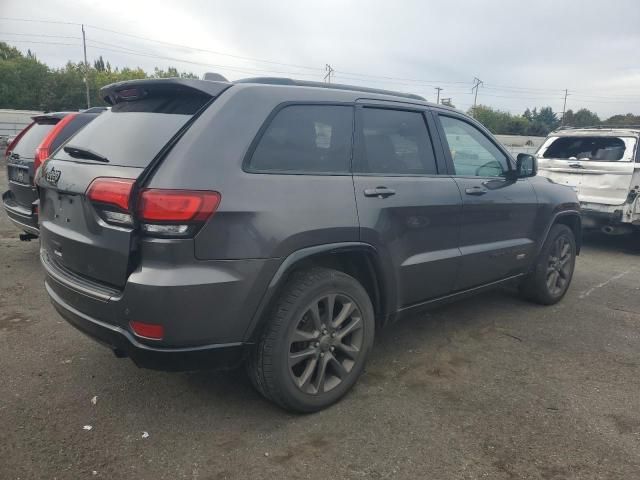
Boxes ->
[520,224,576,305]
[247,267,375,412]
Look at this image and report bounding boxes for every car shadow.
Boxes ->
[582,230,640,255]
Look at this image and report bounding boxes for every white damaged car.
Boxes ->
[537,126,640,234]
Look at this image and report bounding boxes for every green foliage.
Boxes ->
[562,108,600,127]
[470,105,560,136]
[0,42,198,111]
[603,113,640,126]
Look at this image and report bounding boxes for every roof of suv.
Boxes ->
[552,126,640,137]
[100,76,460,113]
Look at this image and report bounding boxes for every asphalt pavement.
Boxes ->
[1,165,639,479]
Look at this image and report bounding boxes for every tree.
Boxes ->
[604,113,640,126]
[561,109,575,126]
[94,55,106,72]
[572,108,600,127]
[153,66,198,79]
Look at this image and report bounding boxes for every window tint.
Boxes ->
[52,93,210,167]
[439,115,508,177]
[543,136,627,161]
[11,122,56,159]
[249,105,353,173]
[356,108,436,175]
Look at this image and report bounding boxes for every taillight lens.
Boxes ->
[86,177,135,226]
[137,189,221,238]
[5,122,34,158]
[129,321,164,340]
[34,114,78,177]
[85,179,220,236]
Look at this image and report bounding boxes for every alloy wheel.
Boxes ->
[546,234,573,296]
[288,294,364,395]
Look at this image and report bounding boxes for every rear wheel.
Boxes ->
[247,267,375,412]
[520,224,576,305]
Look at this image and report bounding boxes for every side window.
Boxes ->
[248,105,353,174]
[439,115,509,177]
[355,108,437,175]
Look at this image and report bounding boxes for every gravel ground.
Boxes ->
[1,165,639,479]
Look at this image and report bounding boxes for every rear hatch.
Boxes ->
[6,115,62,207]
[537,133,638,205]
[37,78,230,289]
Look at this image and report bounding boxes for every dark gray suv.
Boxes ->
[36,77,580,412]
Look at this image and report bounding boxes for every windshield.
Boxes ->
[541,136,636,162]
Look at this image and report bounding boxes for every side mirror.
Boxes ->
[515,153,537,178]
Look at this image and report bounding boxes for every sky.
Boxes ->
[1,0,640,118]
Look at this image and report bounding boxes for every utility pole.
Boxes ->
[471,77,483,117]
[560,89,569,125]
[81,24,91,108]
[324,64,334,83]
[435,87,443,104]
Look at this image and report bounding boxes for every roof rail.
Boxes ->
[234,77,426,101]
[557,124,640,130]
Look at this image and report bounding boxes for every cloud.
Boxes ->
[1,0,639,117]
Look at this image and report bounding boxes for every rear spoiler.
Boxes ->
[100,78,232,105]
[32,112,69,122]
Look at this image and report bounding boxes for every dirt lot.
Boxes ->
[1,165,639,480]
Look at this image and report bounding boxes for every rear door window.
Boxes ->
[542,136,631,162]
[355,108,437,175]
[52,92,210,167]
[11,122,56,159]
[248,105,353,174]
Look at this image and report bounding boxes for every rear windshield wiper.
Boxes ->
[63,145,109,163]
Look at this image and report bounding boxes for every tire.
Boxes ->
[520,224,576,305]
[247,267,375,413]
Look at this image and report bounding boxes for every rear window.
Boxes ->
[248,105,353,174]
[11,122,56,159]
[355,108,437,175]
[543,136,629,161]
[52,92,210,167]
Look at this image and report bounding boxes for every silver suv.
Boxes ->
[537,126,640,234]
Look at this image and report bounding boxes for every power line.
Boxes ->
[2,18,640,110]
[472,77,483,117]
[561,89,569,125]
[324,64,334,83]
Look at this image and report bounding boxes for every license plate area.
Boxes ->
[8,165,29,185]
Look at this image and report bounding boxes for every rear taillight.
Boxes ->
[34,114,78,176]
[86,178,220,237]
[86,177,135,226]
[5,122,34,158]
[137,189,221,237]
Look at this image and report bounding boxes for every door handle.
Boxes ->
[364,186,396,198]
[465,186,487,196]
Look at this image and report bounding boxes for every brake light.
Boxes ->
[5,122,34,158]
[86,177,135,226]
[137,189,221,238]
[34,114,78,174]
[129,321,164,340]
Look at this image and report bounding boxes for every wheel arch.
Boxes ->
[243,242,396,342]
[536,210,582,261]
[552,211,582,254]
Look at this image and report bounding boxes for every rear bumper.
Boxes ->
[581,200,640,228]
[46,280,247,371]
[2,189,39,235]
[40,242,279,371]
